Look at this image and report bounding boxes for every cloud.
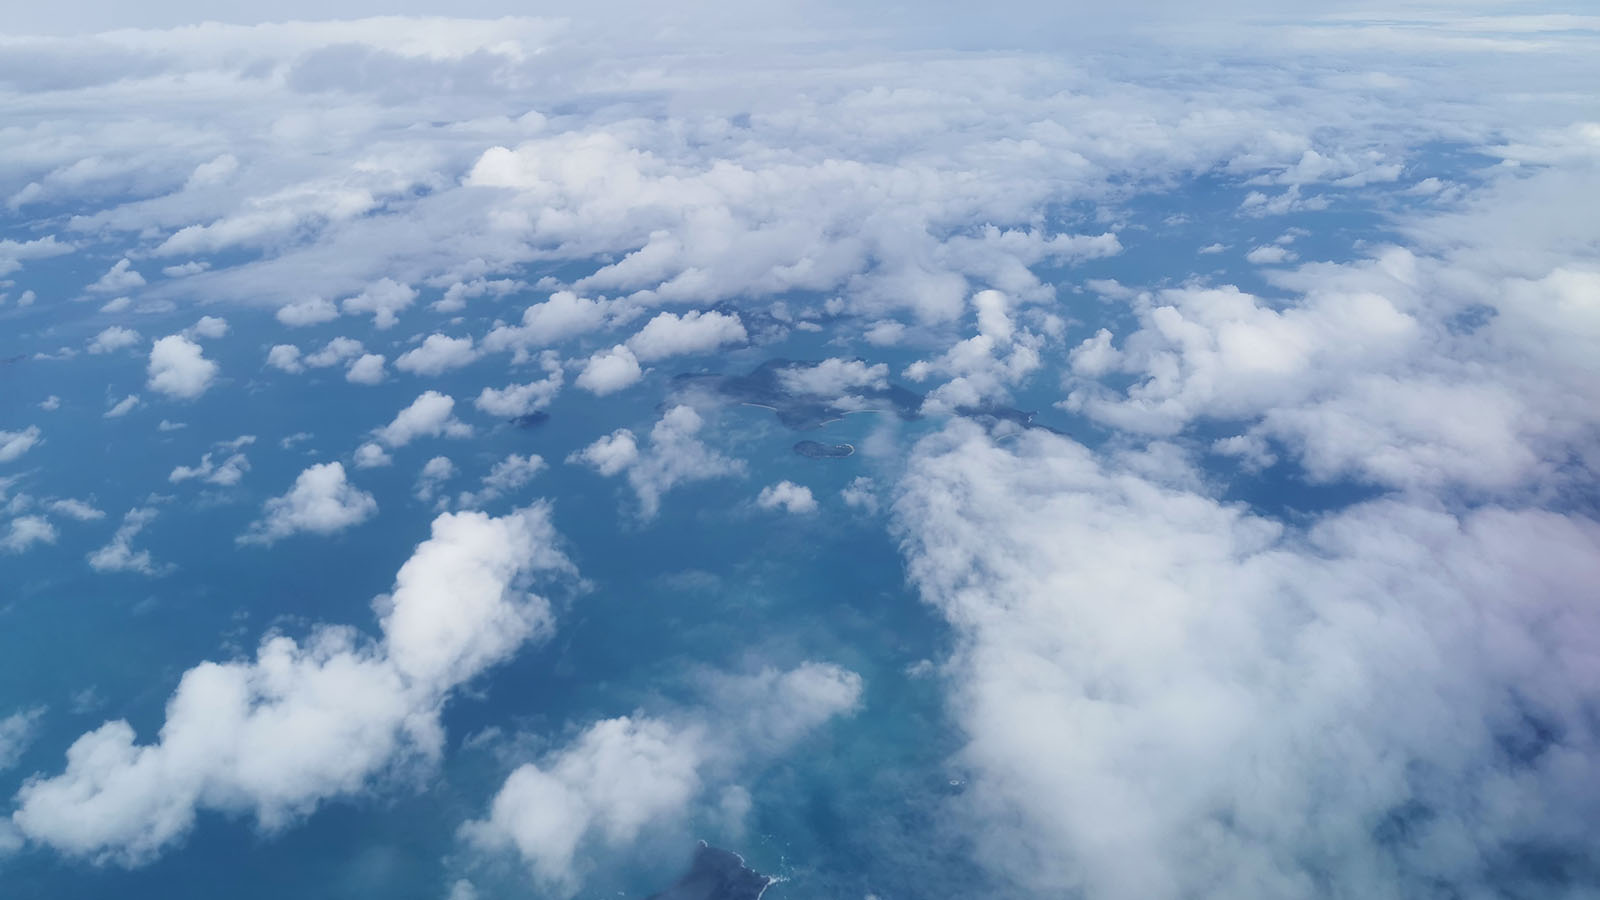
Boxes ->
[86,326,141,354]
[567,405,743,518]
[893,422,1600,899]
[169,450,250,487]
[775,358,889,398]
[102,395,140,418]
[342,278,416,329]
[0,708,44,772]
[462,662,860,892]
[839,476,878,513]
[573,345,642,396]
[457,454,545,509]
[345,353,387,385]
[352,443,393,469]
[481,291,614,359]
[47,498,105,521]
[564,429,637,476]
[1,516,57,553]
[0,235,71,278]
[1244,244,1296,264]
[13,504,574,867]
[755,481,817,514]
[373,391,471,447]
[239,463,376,545]
[0,427,43,463]
[433,277,519,313]
[415,456,456,502]
[395,334,479,376]
[475,352,563,417]
[1061,232,1600,494]
[87,507,165,575]
[146,335,219,400]
[87,258,145,293]
[624,310,747,363]
[185,316,228,339]
[275,297,340,327]
[906,289,1042,412]
[305,337,365,368]
[266,345,304,373]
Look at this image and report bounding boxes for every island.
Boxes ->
[645,842,774,900]
[794,440,854,458]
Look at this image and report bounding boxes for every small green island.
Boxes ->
[794,440,855,459]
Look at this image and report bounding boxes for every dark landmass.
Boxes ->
[794,440,854,458]
[673,358,1069,438]
[512,411,550,430]
[645,843,773,900]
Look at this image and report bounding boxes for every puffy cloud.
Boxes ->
[352,443,393,469]
[415,456,457,502]
[457,454,546,510]
[567,405,743,518]
[893,423,1600,899]
[103,395,140,418]
[87,508,165,575]
[564,429,637,477]
[464,717,702,893]
[238,462,377,545]
[475,353,563,418]
[839,476,879,513]
[624,310,747,363]
[185,316,228,339]
[275,297,340,327]
[434,278,519,314]
[342,278,416,329]
[87,258,145,294]
[481,291,614,359]
[908,290,1042,412]
[463,662,860,892]
[395,335,479,376]
[345,353,386,385]
[14,505,574,866]
[373,391,471,447]
[1061,237,1600,494]
[755,481,817,514]
[86,326,141,355]
[146,335,219,400]
[1,516,57,553]
[775,358,889,398]
[304,337,364,368]
[0,427,43,463]
[266,345,304,373]
[573,345,642,396]
[0,235,71,278]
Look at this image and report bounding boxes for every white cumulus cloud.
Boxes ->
[146,335,218,400]
[238,462,377,545]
